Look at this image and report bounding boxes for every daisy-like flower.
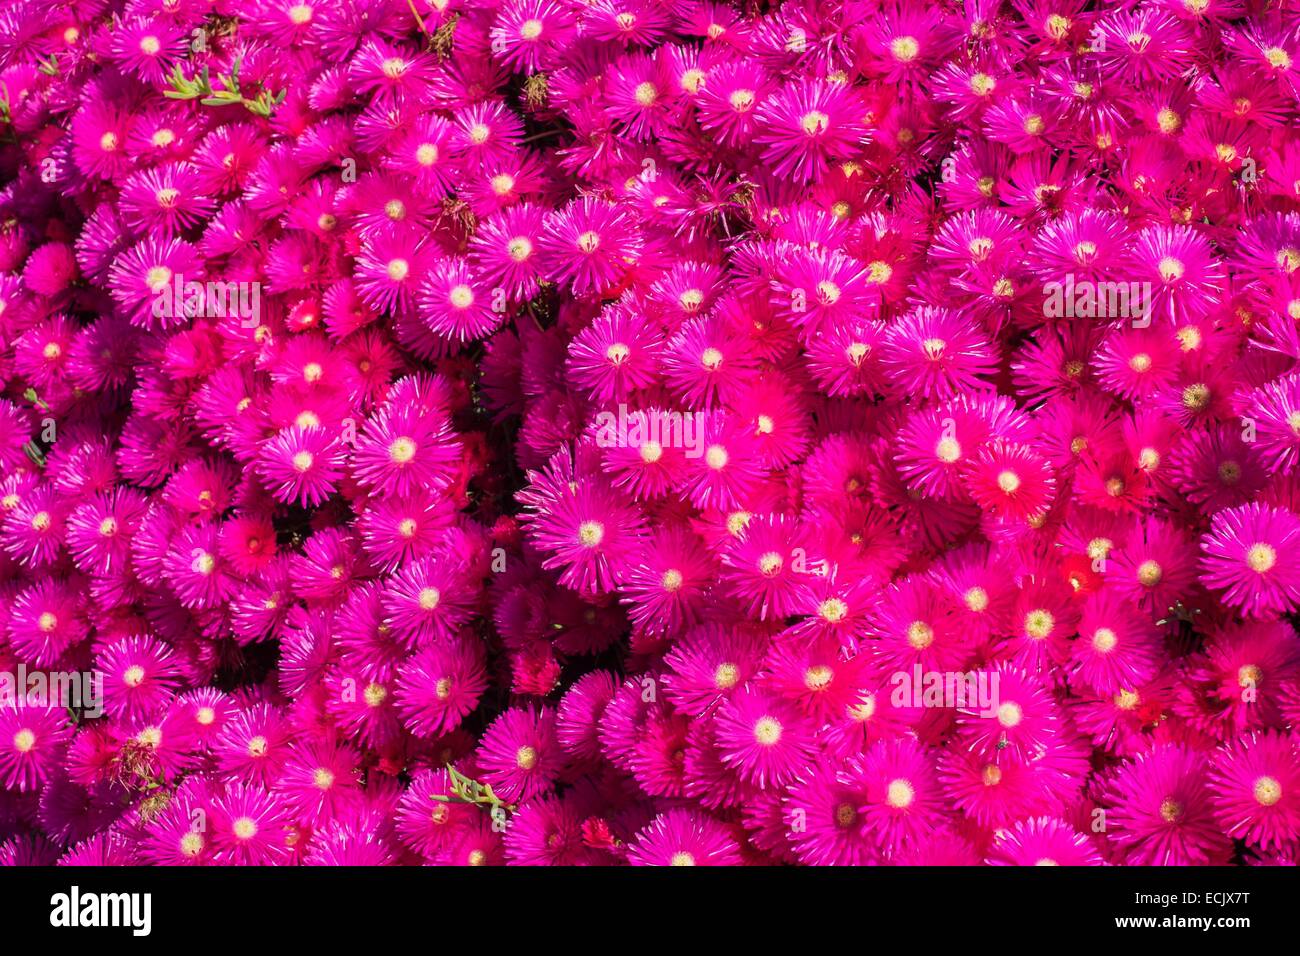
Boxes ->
[386,115,456,194]
[784,762,876,865]
[842,736,947,859]
[954,664,1060,764]
[566,305,663,403]
[754,78,870,183]
[2,482,67,567]
[107,237,203,330]
[118,163,217,242]
[1092,6,1194,85]
[662,314,757,409]
[350,38,435,103]
[1208,732,1300,851]
[256,425,347,507]
[119,707,203,785]
[772,247,870,342]
[0,704,72,792]
[1108,518,1199,614]
[109,16,187,83]
[539,198,642,297]
[501,795,588,866]
[619,527,712,636]
[490,0,576,73]
[696,61,773,149]
[70,99,135,181]
[381,554,477,649]
[213,703,293,789]
[451,101,525,170]
[1133,225,1226,325]
[857,2,960,84]
[351,405,460,498]
[354,232,430,314]
[626,809,742,866]
[714,687,818,789]
[518,449,648,595]
[1070,590,1162,696]
[477,706,562,804]
[97,635,182,723]
[676,413,764,512]
[275,740,364,828]
[64,488,147,577]
[863,574,969,675]
[6,580,88,668]
[419,257,501,342]
[985,816,1104,866]
[469,204,546,302]
[1187,621,1300,737]
[1200,503,1300,617]
[1103,745,1233,865]
[961,441,1056,523]
[720,513,817,621]
[395,638,489,737]
[604,53,672,141]
[394,769,477,860]
[661,623,769,718]
[1245,372,1300,475]
[208,783,292,866]
[357,491,455,572]
[881,306,997,400]
[140,780,214,866]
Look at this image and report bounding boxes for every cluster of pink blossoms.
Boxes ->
[1,0,1300,867]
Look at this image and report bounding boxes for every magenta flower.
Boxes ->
[0,0,1296,874]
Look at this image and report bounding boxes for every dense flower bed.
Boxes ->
[1,0,1299,866]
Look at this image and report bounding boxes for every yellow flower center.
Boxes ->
[1254,776,1282,806]
[907,620,934,649]
[714,662,739,689]
[800,110,830,136]
[634,82,658,107]
[578,521,604,547]
[890,36,920,61]
[1025,609,1054,639]
[1246,543,1276,573]
[997,701,1023,727]
[1092,628,1118,653]
[886,779,915,808]
[753,716,782,746]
